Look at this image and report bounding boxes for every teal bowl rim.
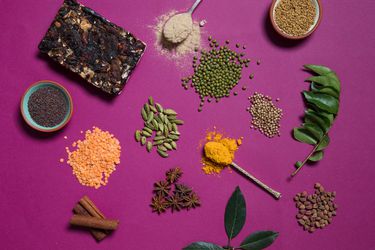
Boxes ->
[20,80,73,132]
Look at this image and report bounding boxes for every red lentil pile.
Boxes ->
[66,127,121,189]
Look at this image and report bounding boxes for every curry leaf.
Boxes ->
[291,65,340,177]
[316,135,330,151]
[302,123,324,141]
[304,109,331,133]
[308,151,324,162]
[303,91,339,114]
[183,242,224,250]
[225,186,246,240]
[183,241,224,250]
[240,231,279,250]
[304,64,332,75]
[293,127,317,145]
[307,72,340,92]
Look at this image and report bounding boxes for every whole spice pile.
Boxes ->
[248,92,283,138]
[274,0,317,37]
[28,86,68,127]
[70,196,119,241]
[135,97,184,158]
[66,127,121,189]
[151,168,200,214]
[200,128,242,174]
[294,183,338,233]
[182,37,253,111]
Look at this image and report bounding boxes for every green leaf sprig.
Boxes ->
[183,187,278,250]
[291,65,341,177]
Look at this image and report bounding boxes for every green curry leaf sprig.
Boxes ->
[183,187,278,250]
[291,65,341,177]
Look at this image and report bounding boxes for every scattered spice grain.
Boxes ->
[274,0,316,37]
[66,127,121,189]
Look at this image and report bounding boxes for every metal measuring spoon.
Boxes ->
[163,0,203,44]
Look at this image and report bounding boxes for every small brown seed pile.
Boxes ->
[248,92,283,138]
[274,0,316,37]
[294,183,338,233]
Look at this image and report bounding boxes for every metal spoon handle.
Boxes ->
[230,162,281,199]
[188,0,202,14]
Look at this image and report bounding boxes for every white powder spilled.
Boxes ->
[163,13,193,43]
[151,11,202,63]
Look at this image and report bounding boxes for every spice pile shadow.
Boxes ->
[28,86,68,127]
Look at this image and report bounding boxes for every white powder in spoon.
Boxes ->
[151,11,202,62]
[163,13,193,43]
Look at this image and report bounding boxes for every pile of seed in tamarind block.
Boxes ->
[247,92,282,138]
[294,183,338,233]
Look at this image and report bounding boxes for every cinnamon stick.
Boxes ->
[70,214,119,230]
[79,196,105,219]
[73,204,107,241]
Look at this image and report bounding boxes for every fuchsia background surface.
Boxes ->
[1,0,375,249]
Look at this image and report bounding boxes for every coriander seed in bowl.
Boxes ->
[270,0,322,39]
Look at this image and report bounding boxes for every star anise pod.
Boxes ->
[184,192,201,210]
[174,183,192,196]
[166,167,183,184]
[153,180,171,197]
[150,195,169,214]
[167,193,184,212]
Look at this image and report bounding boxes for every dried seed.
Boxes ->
[168,134,180,141]
[158,145,168,152]
[147,112,154,124]
[153,140,164,146]
[157,149,169,158]
[143,127,153,134]
[156,103,163,113]
[150,105,157,113]
[144,103,150,114]
[135,130,141,142]
[164,142,173,150]
[173,119,184,125]
[152,119,159,130]
[154,135,166,141]
[158,123,164,133]
[141,136,146,145]
[141,107,148,121]
[171,141,177,150]
[142,130,152,137]
[163,109,177,116]
[146,141,153,152]
[148,96,154,106]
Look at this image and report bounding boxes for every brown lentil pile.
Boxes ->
[66,127,121,189]
[274,0,316,37]
[248,92,283,138]
[294,183,338,233]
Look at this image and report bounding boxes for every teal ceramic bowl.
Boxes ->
[21,80,73,132]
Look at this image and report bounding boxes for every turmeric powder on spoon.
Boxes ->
[201,129,281,199]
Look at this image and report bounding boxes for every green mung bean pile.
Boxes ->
[181,37,252,111]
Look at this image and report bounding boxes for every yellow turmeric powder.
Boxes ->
[201,129,242,174]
